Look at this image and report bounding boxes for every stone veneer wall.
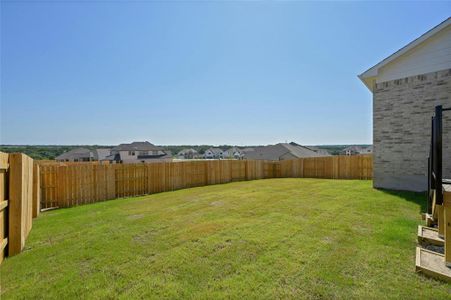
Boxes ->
[373,68,451,192]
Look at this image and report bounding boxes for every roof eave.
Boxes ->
[358,74,376,92]
[358,17,451,93]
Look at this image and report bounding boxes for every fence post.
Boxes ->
[333,156,339,179]
[56,165,67,208]
[273,161,280,178]
[107,165,116,199]
[0,152,9,262]
[32,163,40,218]
[8,153,33,256]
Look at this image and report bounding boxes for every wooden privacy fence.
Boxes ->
[39,155,372,209]
[0,152,40,263]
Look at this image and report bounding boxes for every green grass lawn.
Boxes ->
[1,179,450,299]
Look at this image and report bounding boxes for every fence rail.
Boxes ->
[39,155,373,209]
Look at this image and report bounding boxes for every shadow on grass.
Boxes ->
[379,188,427,215]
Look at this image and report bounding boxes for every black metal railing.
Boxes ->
[427,105,450,214]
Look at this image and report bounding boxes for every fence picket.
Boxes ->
[38,155,373,208]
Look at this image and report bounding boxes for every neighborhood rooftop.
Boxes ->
[55,148,92,161]
[112,142,162,151]
[244,143,330,161]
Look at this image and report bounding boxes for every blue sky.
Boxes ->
[1,1,449,146]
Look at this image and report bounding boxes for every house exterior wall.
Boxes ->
[377,26,451,83]
[116,150,168,163]
[118,150,137,162]
[204,150,223,159]
[373,68,451,191]
[223,149,242,159]
[56,157,91,162]
[120,157,172,164]
[204,151,213,159]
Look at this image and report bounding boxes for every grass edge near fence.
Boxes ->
[39,155,373,209]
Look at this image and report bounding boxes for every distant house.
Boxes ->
[239,148,256,159]
[360,146,373,155]
[244,143,330,161]
[56,148,94,162]
[241,147,255,153]
[93,148,112,161]
[177,149,199,159]
[223,147,244,159]
[299,144,331,156]
[203,148,223,159]
[359,18,451,191]
[106,141,172,163]
[341,146,373,156]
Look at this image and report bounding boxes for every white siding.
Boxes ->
[377,25,451,83]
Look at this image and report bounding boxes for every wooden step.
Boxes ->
[418,225,444,246]
[422,213,436,227]
[415,246,451,283]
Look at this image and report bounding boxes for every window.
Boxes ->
[139,151,148,156]
[128,151,135,156]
